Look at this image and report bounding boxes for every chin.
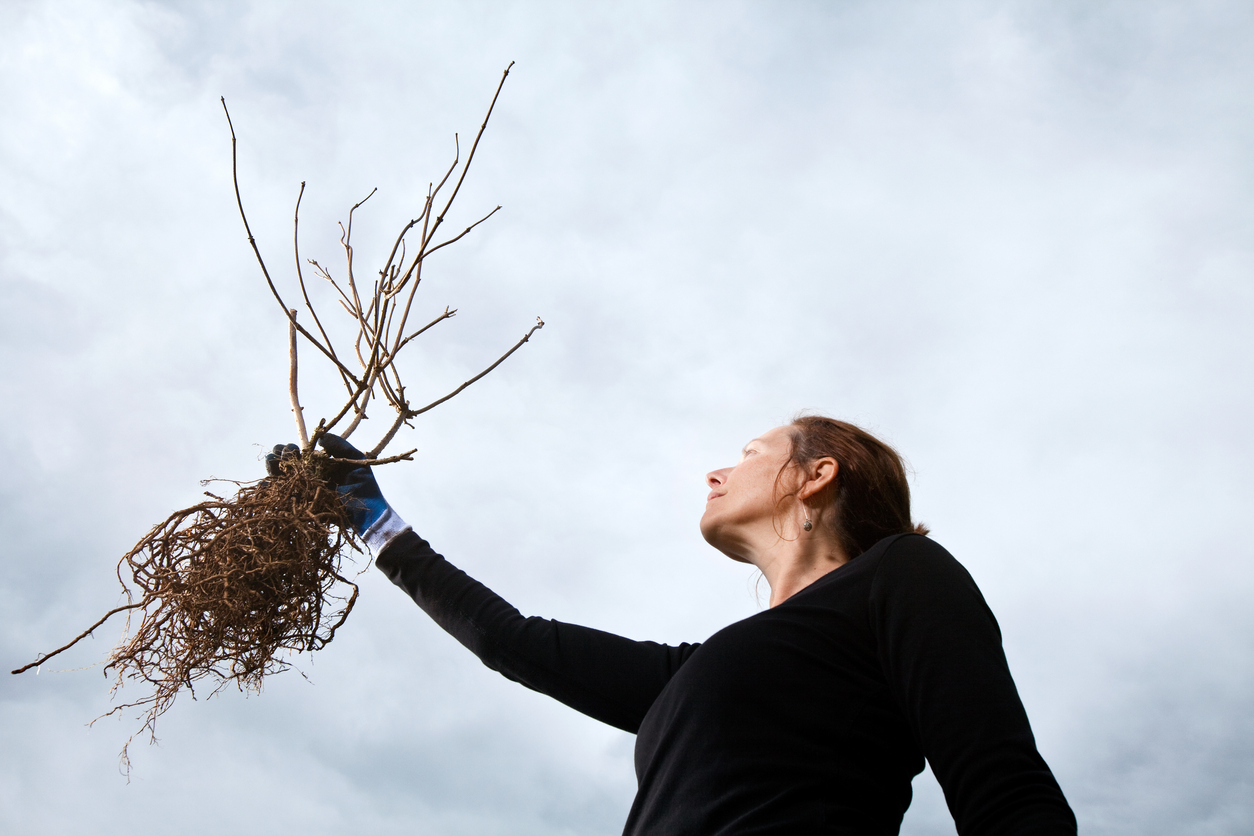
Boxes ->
[698,512,719,546]
[699,516,751,564]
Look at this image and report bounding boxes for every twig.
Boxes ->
[336,310,458,442]
[294,182,351,396]
[226,65,536,462]
[340,188,379,331]
[393,306,457,356]
[420,62,513,257]
[409,317,544,419]
[419,205,502,261]
[368,317,544,458]
[339,386,371,439]
[221,97,361,388]
[391,63,512,297]
[309,259,357,311]
[324,449,418,468]
[289,310,310,449]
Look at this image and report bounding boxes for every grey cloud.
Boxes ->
[2,1,1252,834]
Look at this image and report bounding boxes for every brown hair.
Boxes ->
[781,415,929,558]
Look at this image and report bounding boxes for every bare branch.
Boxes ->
[294,182,351,395]
[15,73,544,769]
[432,135,461,203]
[378,195,429,287]
[313,301,408,440]
[220,97,360,387]
[420,205,502,261]
[374,366,406,411]
[309,259,357,311]
[289,310,310,449]
[391,63,512,298]
[369,411,411,461]
[325,449,417,468]
[341,187,377,321]
[339,387,371,439]
[310,377,371,443]
[420,63,513,256]
[350,187,378,216]
[393,306,457,355]
[368,316,543,459]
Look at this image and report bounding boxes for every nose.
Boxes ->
[706,468,729,488]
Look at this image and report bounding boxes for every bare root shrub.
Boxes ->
[12,63,543,770]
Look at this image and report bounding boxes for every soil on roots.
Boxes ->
[93,455,362,759]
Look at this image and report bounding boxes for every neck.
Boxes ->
[752,530,850,607]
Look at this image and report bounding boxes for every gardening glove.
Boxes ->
[264,443,301,477]
[318,433,411,553]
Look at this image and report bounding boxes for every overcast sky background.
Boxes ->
[2,1,1252,834]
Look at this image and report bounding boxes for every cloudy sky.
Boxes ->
[2,1,1252,833]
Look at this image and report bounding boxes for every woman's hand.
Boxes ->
[316,434,393,537]
[263,443,301,478]
[263,436,409,550]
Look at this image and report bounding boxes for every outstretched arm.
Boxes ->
[307,433,698,733]
[376,531,697,733]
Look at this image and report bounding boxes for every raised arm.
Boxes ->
[307,434,698,733]
[869,535,1077,836]
[376,530,695,732]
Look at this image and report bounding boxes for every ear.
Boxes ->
[800,457,838,501]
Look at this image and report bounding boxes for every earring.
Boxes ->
[802,507,813,532]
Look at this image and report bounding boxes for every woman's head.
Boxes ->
[700,416,927,564]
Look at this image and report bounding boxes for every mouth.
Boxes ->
[706,491,724,502]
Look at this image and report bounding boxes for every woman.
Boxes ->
[277,415,1076,835]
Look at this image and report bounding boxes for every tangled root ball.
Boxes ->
[102,454,361,739]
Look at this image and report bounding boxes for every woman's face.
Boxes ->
[700,425,797,562]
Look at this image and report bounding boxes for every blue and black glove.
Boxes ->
[265,435,411,553]
[264,443,301,478]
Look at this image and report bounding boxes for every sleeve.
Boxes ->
[374,529,699,734]
[869,535,1077,836]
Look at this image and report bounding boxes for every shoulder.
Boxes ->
[871,533,974,586]
[795,534,963,600]
[867,534,999,633]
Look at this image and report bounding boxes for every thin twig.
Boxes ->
[317,382,373,442]
[373,366,406,412]
[393,307,457,356]
[379,213,425,289]
[289,310,310,449]
[408,317,543,419]
[324,449,417,468]
[309,259,357,311]
[420,205,502,261]
[418,63,513,259]
[294,182,351,396]
[339,387,371,439]
[392,63,512,297]
[368,316,543,458]
[220,97,361,387]
[341,188,378,330]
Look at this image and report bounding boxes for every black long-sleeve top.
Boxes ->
[375,530,1076,836]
